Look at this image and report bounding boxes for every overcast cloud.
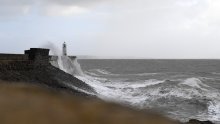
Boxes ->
[0,0,220,58]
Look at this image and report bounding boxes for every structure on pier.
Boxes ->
[63,42,67,56]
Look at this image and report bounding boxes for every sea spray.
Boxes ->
[208,100,220,121]
[42,42,84,76]
[57,56,84,76]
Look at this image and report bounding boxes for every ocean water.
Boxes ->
[75,59,220,123]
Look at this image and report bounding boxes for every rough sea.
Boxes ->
[75,59,220,123]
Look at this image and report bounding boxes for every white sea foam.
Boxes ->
[95,69,112,75]
[88,69,159,77]
[180,78,210,90]
[89,69,120,76]
[208,100,220,121]
[84,71,100,76]
[65,83,96,96]
[76,76,135,103]
[123,80,164,89]
[99,79,164,89]
[76,74,210,107]
[134,73,158,76]
[76,75,126,101]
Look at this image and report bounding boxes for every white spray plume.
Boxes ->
[41,41,84,76]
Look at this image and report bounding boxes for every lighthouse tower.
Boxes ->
[62,42,67,56]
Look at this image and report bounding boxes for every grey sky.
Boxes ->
[0,0,220,58]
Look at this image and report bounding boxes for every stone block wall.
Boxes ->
[0,54,28,61]
[0,61,47,71]
[0,48,50,71]
[25,48,50,65]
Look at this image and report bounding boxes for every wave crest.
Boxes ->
[180,78,210,90]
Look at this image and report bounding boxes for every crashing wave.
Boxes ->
[208,100,220,121]
[180,78,210,90]
[48,49,220,123]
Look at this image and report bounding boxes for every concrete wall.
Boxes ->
[0,61,47,71]
[25,48,50,65]
[0,54,28,61]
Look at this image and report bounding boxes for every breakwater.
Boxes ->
[0,48,95,96]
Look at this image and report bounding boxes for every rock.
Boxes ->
[0,82,179,124]
[185,119,214,124]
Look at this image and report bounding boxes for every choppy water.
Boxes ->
[51,57,220,123]
[75,59,220,123]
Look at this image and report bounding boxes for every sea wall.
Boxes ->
[0,48,76,71]
[0,54,28,61]
[0,48,95,96]
[0,61,46,71]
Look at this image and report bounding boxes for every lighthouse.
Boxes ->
[63,42,67,56]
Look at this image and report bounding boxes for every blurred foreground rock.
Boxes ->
[0,81,180,124]
[0,81,215,124]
